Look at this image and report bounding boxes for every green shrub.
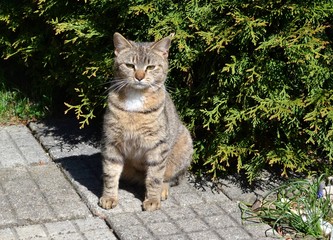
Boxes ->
[1,0,333,182]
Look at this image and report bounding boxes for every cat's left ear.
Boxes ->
[151,33,174,58]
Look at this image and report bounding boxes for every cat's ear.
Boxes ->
[151,33,174,58]
[113,32,133,56]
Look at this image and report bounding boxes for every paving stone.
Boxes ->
[136,210,169,224]
[6,218,117,240]
[0,167,30,182]
[0,228,16,240]
[163,206,197,220]
[171,181,196,194]
[177,218,210,233]
[197,188,231,203]
[43,189,81,204]
[173,192,205,206]
[191,202,224,217]
[16,204,55,223]
[52,201,91,219]
[244,223,279,239]
[117,196,143,213]
[216,201,244,224]
[50,233,83,240]
[116,225,155,240]
[18,146,48,165]
[216,226,253,240]
[74,217,109,231]
[159,234,189,240]
[103,203,125,215]
[7,186,45,208]
[0,148,26,167]
[0,126,49,167]
[44,220,77,237]
[0,193,16,226]
[0,164,91,226]
[0,209,16,226]
[188,230,221,240]
[108,213,142,230]
[83,229,118,240]
[160,195,180,208]
[204,214,239,229]
[147,221,181,236]
[15,225,47,239]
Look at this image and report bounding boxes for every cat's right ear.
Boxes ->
[113,32,133,56]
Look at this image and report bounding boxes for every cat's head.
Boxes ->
[113,32,172,91]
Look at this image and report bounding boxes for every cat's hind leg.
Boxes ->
[163,126,193,190]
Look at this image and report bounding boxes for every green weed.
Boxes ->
[240,175,333,239]
[0,84,45,125]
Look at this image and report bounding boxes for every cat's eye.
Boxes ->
[146,65,156,71]
[125,63,135,69]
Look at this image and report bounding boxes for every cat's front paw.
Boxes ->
[99,196,118,209]
[143,198,161,211]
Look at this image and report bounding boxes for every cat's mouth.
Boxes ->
[131,80,150,90]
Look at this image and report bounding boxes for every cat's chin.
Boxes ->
[131,82,151,90]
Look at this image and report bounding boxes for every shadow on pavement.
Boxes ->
[30,117,146,203]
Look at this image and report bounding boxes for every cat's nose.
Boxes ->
[135,70,145,81]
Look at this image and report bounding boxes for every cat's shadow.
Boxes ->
[32,117,145,202]
[55,154,145,202]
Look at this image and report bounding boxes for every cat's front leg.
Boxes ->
[143,166,165,211]
[143,148,168,211]
[99,145,124,210]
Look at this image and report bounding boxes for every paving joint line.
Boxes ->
[72,220,89,240]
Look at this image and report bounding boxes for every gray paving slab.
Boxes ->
[0,218,117,240]
[0,126,49,167]
[0,163,91,227]
[0,125,117,240]
[28,119,282,240]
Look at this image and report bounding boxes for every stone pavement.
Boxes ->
[0,120,281,239]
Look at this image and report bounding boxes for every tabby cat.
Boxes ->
[99,32,193,211]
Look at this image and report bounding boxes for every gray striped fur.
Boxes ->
[99,33,193,211]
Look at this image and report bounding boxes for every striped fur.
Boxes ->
[99,33,193,211]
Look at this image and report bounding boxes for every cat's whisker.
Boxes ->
[164,85,177,94]
[147,81,163,91]
[107,79,130,93]
[98,77,126,87]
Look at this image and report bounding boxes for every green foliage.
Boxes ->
[1,0,333,182]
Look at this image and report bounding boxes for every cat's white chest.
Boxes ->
[124,90,145,111]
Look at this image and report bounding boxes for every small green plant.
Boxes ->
[0,83,45,124]
[240,175,333,239]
